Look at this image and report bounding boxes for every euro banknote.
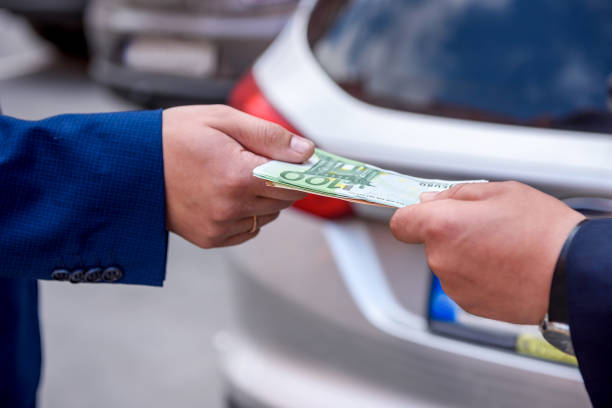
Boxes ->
[254,149,487,208]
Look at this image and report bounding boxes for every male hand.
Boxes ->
[163,105,314,248]
[390,181,585,324]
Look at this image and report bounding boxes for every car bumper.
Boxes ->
[218,210,589,408]
[217,332,442,408]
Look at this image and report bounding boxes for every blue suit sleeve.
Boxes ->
[0,110,168,286]
[566,218,612,407]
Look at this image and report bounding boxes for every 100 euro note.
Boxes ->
[254,149,487,208]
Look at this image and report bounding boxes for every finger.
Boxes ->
[218,230,260,247]
[219,212,281,246]
[259,187,307,202]
[220,196,292,223]
[255,180,308,201]
[221,153,304,201]
[249,198,294,216]
[389,203,432,244]
[208,106,315,163]
[244,212,280,236]
[226,212,280,237]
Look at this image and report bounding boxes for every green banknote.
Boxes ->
[254,149,487,208]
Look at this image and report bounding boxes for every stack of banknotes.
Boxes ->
[254,149,487,208]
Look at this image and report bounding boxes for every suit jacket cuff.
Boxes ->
[566,218,612,407]
[0,110,168,286]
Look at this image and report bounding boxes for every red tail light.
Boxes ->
[230,71,353,219]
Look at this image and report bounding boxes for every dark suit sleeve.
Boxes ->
[0,110,168,286]
[566,218,612,407]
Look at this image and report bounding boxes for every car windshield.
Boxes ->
[308,0,612,133]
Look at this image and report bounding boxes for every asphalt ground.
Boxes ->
[0,11,232,408]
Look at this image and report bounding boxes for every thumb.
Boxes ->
[209,106,315,163]
[390,204,430,244]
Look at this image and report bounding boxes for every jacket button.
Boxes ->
[69,269,85,284]
[85,268,103,282]
[102,266,123,282]
[51,269,70,281]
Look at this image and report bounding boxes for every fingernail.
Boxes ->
[420,192,438,202]
[290,135,313,155]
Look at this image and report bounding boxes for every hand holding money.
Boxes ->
[390,182,585,324]
[163,105,314,248]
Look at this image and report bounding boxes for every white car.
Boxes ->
[219,0,612,406]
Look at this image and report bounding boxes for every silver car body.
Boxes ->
[219,1,610,406]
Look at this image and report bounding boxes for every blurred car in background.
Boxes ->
[219,0,612,407]
[0,0,88,56]
[86,0,298,107]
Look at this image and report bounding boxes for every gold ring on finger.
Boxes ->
[249,215,258,233]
